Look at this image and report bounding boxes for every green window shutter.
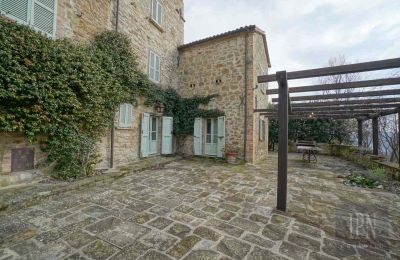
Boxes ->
[119,104,126,127]
[126,104,133,126]
[157,1,162,25]
[193,118,203,155]
[0,0,30,25]
[162,117,173,154]
[141,113,150,158]
[155,54,160,82]
[151,0,157,21]
[119,103,133,128]
[217,116,226,158]
[31,0,57,37]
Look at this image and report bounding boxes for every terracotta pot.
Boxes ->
[225,152,238,164]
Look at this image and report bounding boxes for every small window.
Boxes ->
[119,103,133,128]
[259,118,266,141]
[151,0,162,26]
[0,0,57,38]
[148,50,161,83]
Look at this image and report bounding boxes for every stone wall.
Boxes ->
[55,0,184,169]
[178,33,249,159]
[178,29,270,163]
[252,33,269,161]
[56,0,184,89]
[118,0,184,89]
[0,133,47,174]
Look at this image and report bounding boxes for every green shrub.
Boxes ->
[345,174,380,189]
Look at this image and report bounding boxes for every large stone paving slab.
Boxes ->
[0,154,399,259]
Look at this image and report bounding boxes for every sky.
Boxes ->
[183,0,400,88]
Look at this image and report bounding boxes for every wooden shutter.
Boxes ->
[0,0,30,25]
[155,54,160,82]
[141,113,150,158]
[151,0,157,21]
[149,50,155,81]
[157,1,162,25]
[193,118,202,155]
[162,117,173,154]
[31,0,57,37]
[126,104,133,126]
[217,116,226,158]
[119,103,133,127]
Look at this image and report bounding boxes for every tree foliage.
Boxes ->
[269,119,353,150]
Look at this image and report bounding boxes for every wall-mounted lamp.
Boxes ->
[155,103,165,114]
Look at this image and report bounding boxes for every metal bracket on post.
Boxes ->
[276,71,288,212]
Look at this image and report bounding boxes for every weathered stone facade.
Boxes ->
[178,27,270,162]
[57,0,184,88]
[56,0,185,168]
[1,0,271,174]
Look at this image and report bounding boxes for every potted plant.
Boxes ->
[224,145,239,164]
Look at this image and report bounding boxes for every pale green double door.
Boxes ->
[193,117,226,158]
[141,113,173,157]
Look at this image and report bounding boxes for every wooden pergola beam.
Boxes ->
[259,57,400,83]
[272,88,400,102]
[290,98,400,108]
[292,103,400,112]
[266,77,400,95]
[256,104,400,113]
[261,114,362,120]
[258,109,393,115]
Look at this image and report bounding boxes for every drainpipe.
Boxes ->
[115,0,120,32]
[243,31,249,161]
[110,0,120,168]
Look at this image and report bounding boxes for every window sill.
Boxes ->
[115,126,134,130]
[149,18,164,32]
[149,78,161,85]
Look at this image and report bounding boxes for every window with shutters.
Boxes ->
[119,103,133,128]
[148,50,161,83]
[0,0,57,38]
[150,0,162,27]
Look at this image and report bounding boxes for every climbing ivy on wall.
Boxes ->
[0,18,221,179]
[146,88,224,136]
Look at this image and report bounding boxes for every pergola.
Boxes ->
[256,58,400,211]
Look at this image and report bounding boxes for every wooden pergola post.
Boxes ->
[398,112,400,167]
[276,71,288,212]
[372,117,379,155]
[357,119,363,147]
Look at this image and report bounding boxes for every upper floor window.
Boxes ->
[151,0,162,26]
[119,103,133,128]
[0,0,57,38]
[148,50,161,83]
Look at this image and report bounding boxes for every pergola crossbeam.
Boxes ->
[257,104,400,113]
[259,57,400,83]
[272,88,400,102]
[266,77,400,95]
[290,98,400,108]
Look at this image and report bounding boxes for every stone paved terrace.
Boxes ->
[0,153,400,259]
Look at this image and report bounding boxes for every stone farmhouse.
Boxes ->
[0,0,270,174]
